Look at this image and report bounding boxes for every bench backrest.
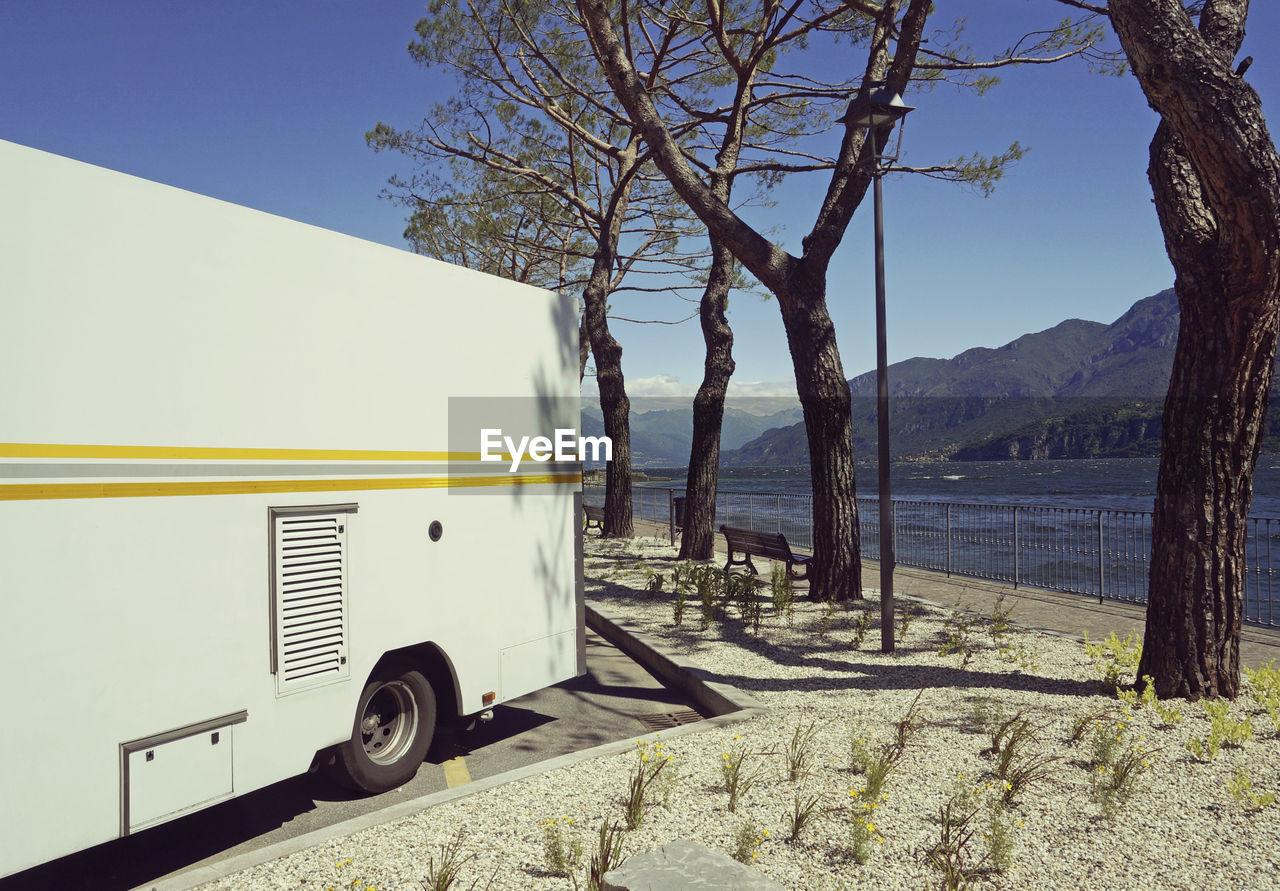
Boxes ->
[584,503,604,520]
[720,525,792,559]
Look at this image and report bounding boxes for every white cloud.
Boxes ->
[624,374,695,397]
[726,379,799,400]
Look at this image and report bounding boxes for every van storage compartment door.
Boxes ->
[120,711,247,835]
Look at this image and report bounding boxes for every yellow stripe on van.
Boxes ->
[0,443,493,461]
[0,473,583,501]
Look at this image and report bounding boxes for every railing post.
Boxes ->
[946,503,952,578]
[1013,506,1019,589]
[749,492,755,530]
[668,488,675,547]
[1097,511,1105,604]
[777,493,782,534]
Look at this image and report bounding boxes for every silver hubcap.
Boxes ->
[360,680,419,765]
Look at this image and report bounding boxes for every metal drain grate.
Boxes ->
[634,708,703,732]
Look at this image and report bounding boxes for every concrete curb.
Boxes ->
[141,603,765,891]
[585,603,767,719]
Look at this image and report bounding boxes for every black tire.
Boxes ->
[331,667,437,793]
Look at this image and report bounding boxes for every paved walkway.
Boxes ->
[626,517,1280,671]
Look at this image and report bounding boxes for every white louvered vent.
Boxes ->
[272,510,351,695]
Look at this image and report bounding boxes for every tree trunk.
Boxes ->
[1137,122,1280,700]
[780,263,862,602]
[680,238,736,560]
[581,160,638,539]
[582,277,632,537]
[1109,0,1280,699]
[1142,276,1275,699]
[578,307,590,383]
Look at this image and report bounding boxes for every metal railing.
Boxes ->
[583,484,1280,628]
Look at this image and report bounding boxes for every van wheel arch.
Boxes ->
[319,643,462,792]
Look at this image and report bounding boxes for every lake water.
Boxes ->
[636,457,1280,518]
[608,457,1280,625]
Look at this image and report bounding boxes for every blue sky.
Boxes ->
[3,2,1277,403]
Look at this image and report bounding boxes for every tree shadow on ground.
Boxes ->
[586,544,1105,702]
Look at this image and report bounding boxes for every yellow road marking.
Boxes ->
[0,473,582,501]
[442,756,471,788]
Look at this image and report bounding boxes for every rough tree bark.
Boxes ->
[582,151,639,538]
[680,235,735,560]
[1108,0,1280,699]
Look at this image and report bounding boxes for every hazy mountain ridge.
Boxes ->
[580,403,803,467]
[722,288,1269,465]
[582,289,1277,467]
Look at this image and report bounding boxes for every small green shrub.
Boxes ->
[924,781,1010,888]
[987,593,1014,645]
[642,570,664,599]
[421,831,477,890]
[692,564,725,630]
[817,599,836,636]
[731,572,765,633]
[896,603,917,643]
[540,817,583,877]
[1244,659,1280,734]
[850,611,873,650]
[985,797,1016,874]
[670,564,691,626]
[786,790,826,843]
[720,737,761,813]
[984,712,1058,803]
[623,740,674,829]
[1082,630,1143,691]
[584,821,625,891]
[731,821,767,864]
[1137,676,1183,726]
[1228,765,1276,811]
[848,692,925,801]
[847,805,881,865]
[997,640,1040,672]
[1088,718,1154,819]
[1186,700,1253,761]
[1068,706,1116,743]
[770,564,795,627]
[939,611,976,665]
[783,721,819,783]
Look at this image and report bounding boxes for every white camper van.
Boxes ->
[0,140,584,878]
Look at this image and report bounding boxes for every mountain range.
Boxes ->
[579,403,803,467]
[582,288,1280,467]
[724,288,1280,465]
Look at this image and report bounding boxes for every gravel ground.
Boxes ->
[202,536,1280,891]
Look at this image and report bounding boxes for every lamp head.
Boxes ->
[838,84,914,129]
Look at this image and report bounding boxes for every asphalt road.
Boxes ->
[1,629,702,891]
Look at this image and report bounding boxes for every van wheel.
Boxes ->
[331,667,437,793]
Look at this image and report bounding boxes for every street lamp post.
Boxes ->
[840,84,913,654]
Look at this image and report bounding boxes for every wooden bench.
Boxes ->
[719,525,811,579]
[583,503,605,535]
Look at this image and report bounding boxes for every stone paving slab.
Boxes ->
[602,839,784,891]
